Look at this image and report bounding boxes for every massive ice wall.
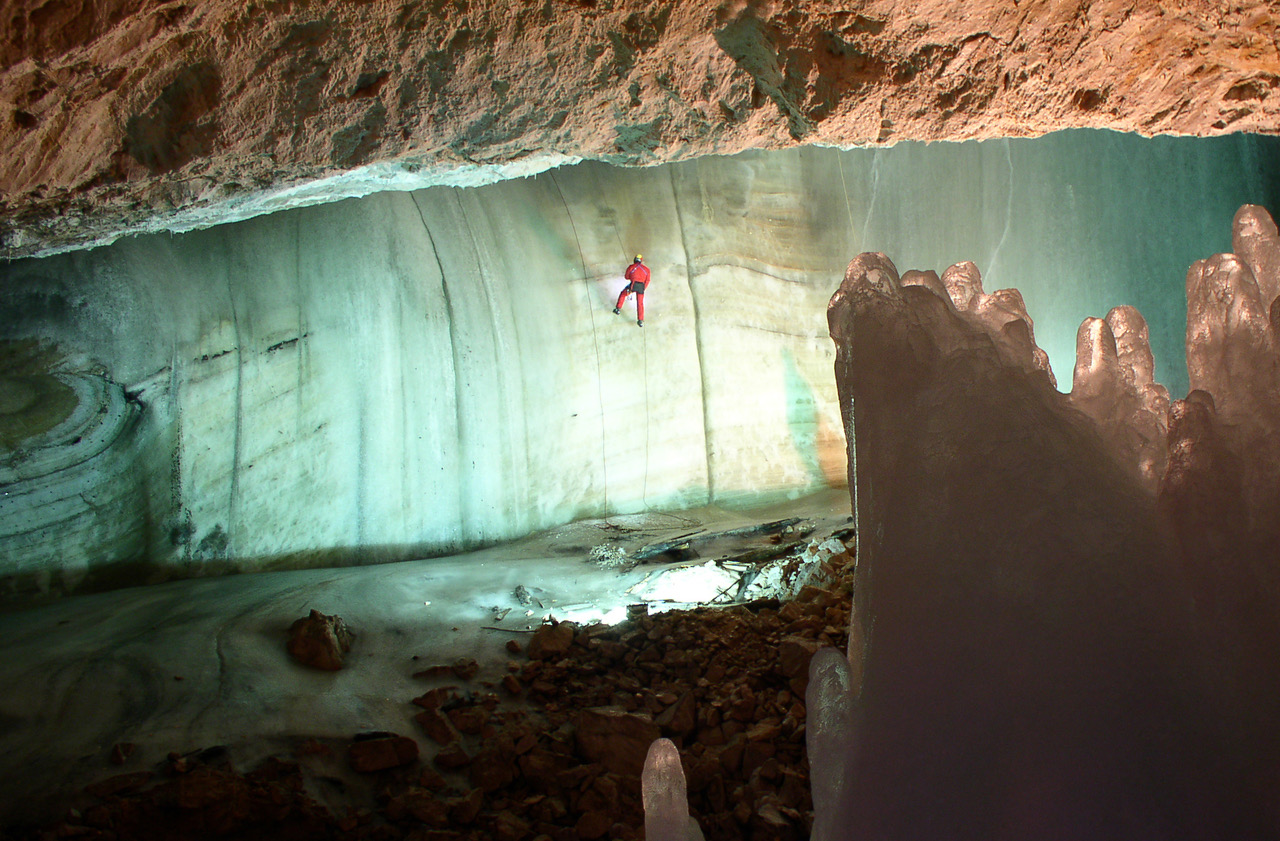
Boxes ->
[2,133,1280,596]
[826,206,1280,840]
[0,152,848,595]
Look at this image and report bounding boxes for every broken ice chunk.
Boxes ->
[642,737,696,841]
[806,647,857,841]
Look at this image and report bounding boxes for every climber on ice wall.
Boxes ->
[614,255,650,326]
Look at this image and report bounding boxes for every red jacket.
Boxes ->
[625,262,650,289]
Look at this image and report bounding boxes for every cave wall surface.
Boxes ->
[4,132,1280,596]
[0,150,851,596]
[3,0,1280,257]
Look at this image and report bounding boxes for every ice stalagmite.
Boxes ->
[940,261,1056,386]
[1184,250,1280,545]
[1157,209,1280,778]
[1233,204,1280,312]
[1068,307,1170,489]
[806,647,857,841]
[642,738,700,841]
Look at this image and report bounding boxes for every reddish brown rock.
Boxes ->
[468,748,515,792]
[518,747,569,781]
[348,734,419,772]
[84,771,153,799]
[491,810,531,841]
[108,742,136,766]
[414,708,459,745]
[655,692,697,738]
[387,789,450,826]
[501,673,523,696]
[576,810,613,840]
[573,707,661,776]
[447,705,489,736]
[433,743,472,770]
[527,621,575,661]
[286,609,354,671]
[419,765,448,789]
[778,636,820,680]
[411,687,459,710]
[413,658,480,682]
[448,788,484,825]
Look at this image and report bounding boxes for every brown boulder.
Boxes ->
[84,771,153,799]
[573,707,661,776]
[778,636,819,679]
[469,748,515,792]
[655,692,697,738]
[414,708,458,745]
[434,743,472,770]
[108,742,135,766]
[576,810,613,840]
[348,734,419,772]
[286,609,354,670]
[448,788,484,824]
[491,810,531,841]
[412,657,480,681]
[387,789,450,826]
[527,621,575,660]
[411,687,458,709]
[447,705,489,736]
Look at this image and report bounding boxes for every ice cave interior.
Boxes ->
[5,3,1280,840]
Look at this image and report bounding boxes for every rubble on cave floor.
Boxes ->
[16,514,856,841]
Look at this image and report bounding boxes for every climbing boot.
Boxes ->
[637,319,644,327]
[613,307,620,315]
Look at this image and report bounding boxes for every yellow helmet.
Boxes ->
[634,254,643,262]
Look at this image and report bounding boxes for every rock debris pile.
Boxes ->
[28,552,854,841]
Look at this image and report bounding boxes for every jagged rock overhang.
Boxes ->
[2,0,1279,258]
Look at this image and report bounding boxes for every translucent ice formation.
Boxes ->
[1183,213,1280,545]
[826,205,1280,839]
[1233,204,1280,311]
[642,738,700,841]
[940,261,1056,386]
[806,647,857,841]
[1068,307,1170,489]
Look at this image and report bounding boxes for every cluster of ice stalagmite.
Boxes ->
[1173,205,1280,553]
[821,205,1280,840]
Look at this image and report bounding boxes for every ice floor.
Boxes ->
[0,488,853,829]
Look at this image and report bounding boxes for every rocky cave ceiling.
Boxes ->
[2,0,1279,259]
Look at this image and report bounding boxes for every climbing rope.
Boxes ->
[610,224,652,512]
[838,151,856,244]
[549,172,610,514]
